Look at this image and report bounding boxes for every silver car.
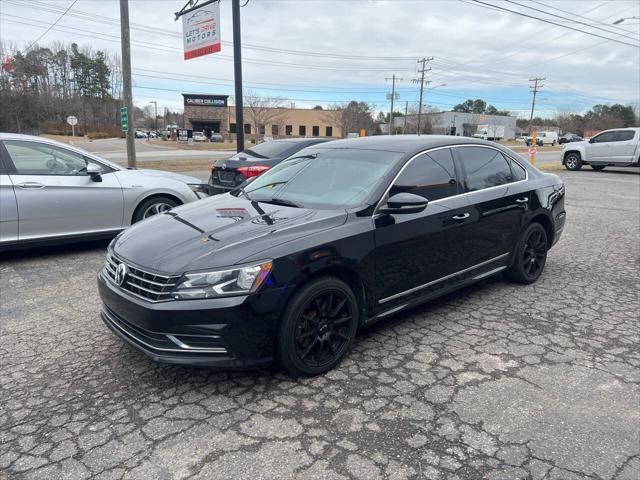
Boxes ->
[0,133,207,249]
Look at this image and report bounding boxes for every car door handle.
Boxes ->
[515,197,528,204]
[452,213,470,221]
[16,182,45,189]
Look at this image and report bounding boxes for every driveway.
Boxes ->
[1,170,638,480]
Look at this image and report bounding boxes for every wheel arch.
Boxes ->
[529,212,554,248]
[132,192,183,223]
[562,149,582,165]
[284,264,369,325]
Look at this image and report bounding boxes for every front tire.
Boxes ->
[591,165,606,171]
[564,153,582,171]
[506,223,548,284]
[133,196,179,223]
[277,277,359,377]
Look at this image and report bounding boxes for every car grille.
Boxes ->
[104,254,181,302]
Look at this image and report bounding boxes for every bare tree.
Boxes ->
[243,92,287,141]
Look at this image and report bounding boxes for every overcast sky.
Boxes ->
[1,0,639,117]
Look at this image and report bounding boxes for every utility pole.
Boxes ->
[385,74,402,135]
[232,0,244,152]
[528,77,545,135]
[413,57,433,135]
[119,0,136,168]
[403,101,408,133]
[149,101,157,133]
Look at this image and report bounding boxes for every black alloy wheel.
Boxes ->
[278,277,358,376]
[506,223,548,284]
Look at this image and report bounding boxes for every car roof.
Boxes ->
[315,134,498,154]
[268,138,331,145]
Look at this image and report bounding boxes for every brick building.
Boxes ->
[182,93,342,139]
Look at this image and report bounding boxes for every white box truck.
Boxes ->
[473,125,505,141]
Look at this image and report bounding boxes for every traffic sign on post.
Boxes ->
[66,115,77,137]
[120,107,128,132]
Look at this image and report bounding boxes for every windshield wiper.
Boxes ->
[260,198,304,208]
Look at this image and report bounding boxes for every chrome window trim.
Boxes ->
[378,252,510,304]
[374,144,529,214]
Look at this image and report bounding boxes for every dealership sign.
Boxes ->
[182,1,221,60]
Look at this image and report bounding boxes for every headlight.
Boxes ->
[172,261,272,300]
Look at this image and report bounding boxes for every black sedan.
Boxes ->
[208,138,330,194]
[98,135,566,376]
[558,134,583,144]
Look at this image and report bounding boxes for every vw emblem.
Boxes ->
[115,263,129,286]
[221,163,227,170]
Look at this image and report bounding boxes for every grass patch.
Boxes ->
[115,159,213,172]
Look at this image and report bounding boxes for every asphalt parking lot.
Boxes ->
[1,169,639,480]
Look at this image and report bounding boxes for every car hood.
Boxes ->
[112,193,348,273]
[133,169,202,184]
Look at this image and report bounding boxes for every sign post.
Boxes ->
[120,107,129,133]
[66,115,78,137]
[529,129,538,165]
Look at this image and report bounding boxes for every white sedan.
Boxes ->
[0,133,208,249]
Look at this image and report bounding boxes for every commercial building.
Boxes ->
[182,93,342,139]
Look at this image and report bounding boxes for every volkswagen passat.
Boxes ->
[98,135,566,376]
[0,133,208,249]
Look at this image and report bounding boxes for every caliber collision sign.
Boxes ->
[182,1,221,60]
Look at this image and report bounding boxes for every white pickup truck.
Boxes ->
[562,127,640,171]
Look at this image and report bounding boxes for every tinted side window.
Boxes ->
[390,148,458,201]
[592,132,615,143]
[615,131,635,141]
[458,147,513,191]
[508,156,527,181]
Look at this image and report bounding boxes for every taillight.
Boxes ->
[237,165,269,178]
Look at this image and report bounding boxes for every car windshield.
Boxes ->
[237,141,298,159]
[240,148,401,209]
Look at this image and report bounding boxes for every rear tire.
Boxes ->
[506,223,548,285]
[564,153,582,171]
[591,165,606,171]
[277,277,359,377]
[133,196,179,223]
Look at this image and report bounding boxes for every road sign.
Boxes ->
[66,115,77,126]
[120,107,128,132]
[528,147,537,156]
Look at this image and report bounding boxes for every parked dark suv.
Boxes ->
[208,138,330,194]
[99,135,566,376]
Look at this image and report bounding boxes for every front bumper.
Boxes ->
[97,270,286,368]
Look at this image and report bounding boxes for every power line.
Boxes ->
[23,0,78,52]
[469,0,640,48]
[504,0,639,42]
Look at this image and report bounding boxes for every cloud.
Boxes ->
[1,0,638,116]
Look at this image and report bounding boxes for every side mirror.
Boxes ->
[588,138,595,143]
[87,163,103,182]
[379,192,429,215]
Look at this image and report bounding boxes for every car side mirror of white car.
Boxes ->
[87,163,103,182]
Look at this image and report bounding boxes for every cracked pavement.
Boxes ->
[1,169,639,480]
